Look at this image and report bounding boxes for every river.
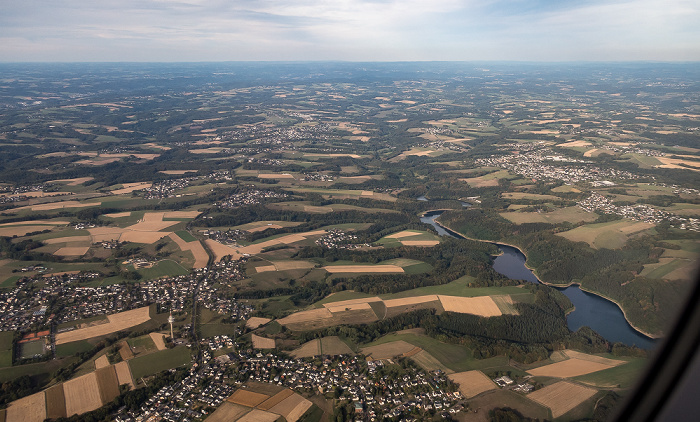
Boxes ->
[420,211,655,349]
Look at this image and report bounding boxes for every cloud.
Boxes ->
[0,0,698,61]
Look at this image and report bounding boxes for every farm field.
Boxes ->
[5,391,46,422]
[410,350,453,373]
[573,358,647,388]
[63,372,103,416]
[206,402,252,422]
[128,346,191,380]
[45,384,67,419]
[527,381,597,418]
[56,306,152,344]
[467,390,549,421]
[557,219,655,249]
[291,336,354,358]
[251,334,276,349]
[448,370,498,398]
[361,341,415,359]
[0,331,13,368]
[246,317,272,329]
[168,233,208,268]
[500,206,598,225]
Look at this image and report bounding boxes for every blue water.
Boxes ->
[420,212,656,349]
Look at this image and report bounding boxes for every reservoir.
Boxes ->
[421,211,655,349]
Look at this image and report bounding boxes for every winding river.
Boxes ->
[420,211,656,349]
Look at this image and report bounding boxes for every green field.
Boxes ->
[500,206,598,225]
[200,323,239,338]
[379,278,528,300]
[557,219,654,249]
[127,335,157,351]
[573,358,647,389]
[0,332,13,368]
[128,347,191,379]
[175,230,197,242]
[136,260,189,279]
[55,340,94,357]
[0,357,78,383]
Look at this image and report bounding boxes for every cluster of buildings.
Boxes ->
[0,259,252,334]
[476,148,639,184]
[143,177,195,199]
[119,345,465,422]
[577,193,700,231]
[315,229,365,249]
[116,359,234,422]
[216,189,288,209]
[302,172,335,182]
[195,260,254,319]
[246,157,284,166]
[236,352,463,420]
[199,228,245,245]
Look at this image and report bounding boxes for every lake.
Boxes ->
[421,211,656,349]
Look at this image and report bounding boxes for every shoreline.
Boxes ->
[431,217,660,340]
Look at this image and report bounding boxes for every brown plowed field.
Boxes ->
[448,370,497,398]
[45,384,67,419]
[56,306,151,344]
[528,359,613,378]
[44,236,91,244]
[5,392,46,422]
[279,308,333,325]
[237,409,281,422]
[64,372,103,416]
[247,224,283,232]
[384,295,438,308]
[385,231,422,239]
[322,297,382,309]
[290,339,320,358]
[206,402,251,422]
[246,317,272,329]
[205,239,243,261]
[149,333,167,350]
[400,240,440,246]
[94,354,110,369]
[268,394,313,422]
[563,350,624,365]
[118,341,134,361]
[528,381,597,418]
[257,389,295,411]
[228,389,270,407]
[167,233,208,268]
[54,246,90,256]
[326,302,373,313]
[251,334,276,349]
[96,366,120,404]
[361,341,415,359]
[323,265,404,273]
[438,295,502,316]
[114,361,135,389]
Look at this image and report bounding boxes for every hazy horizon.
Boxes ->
[2,0,699,62]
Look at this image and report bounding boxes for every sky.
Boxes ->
[1,0,699,62]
